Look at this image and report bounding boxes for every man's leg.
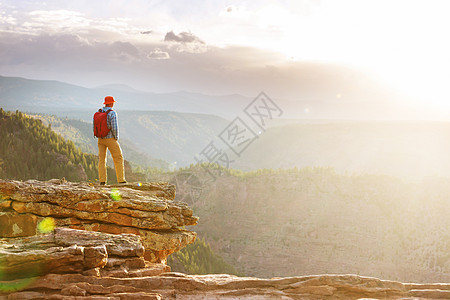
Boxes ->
[98,139,108,183]
[105,138,126,183]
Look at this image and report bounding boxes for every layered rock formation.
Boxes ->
[0,228,168,280]
[1,227,449,300]
[0,179,197,263]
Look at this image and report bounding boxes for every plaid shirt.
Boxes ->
[94,107,119,140]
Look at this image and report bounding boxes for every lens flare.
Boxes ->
[110,188,122,201]
[0,277,37,292]
[137,182,142,187]
[37,217,55,233]
[0,259,40,291]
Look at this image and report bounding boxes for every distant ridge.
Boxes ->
[94,83,144,93]
[0,75,251,118]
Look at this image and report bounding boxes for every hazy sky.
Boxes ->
[1,0,450,112]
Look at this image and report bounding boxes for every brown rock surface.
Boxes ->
[0,211,37,237]
[2,271,450,299]
[0,228,170,299]
[0,179,198,263]
[0,228,146,280]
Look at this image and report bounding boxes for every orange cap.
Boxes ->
[104,96,116,104]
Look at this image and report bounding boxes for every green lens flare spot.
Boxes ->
[37,217,55,233]
[110,188,122,201]
[0,277,36,292]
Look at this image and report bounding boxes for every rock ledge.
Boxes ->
[0,179,198,262]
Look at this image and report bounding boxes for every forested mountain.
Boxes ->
[31,114,169,170]
[152,164,450,283]
[0,108,101,181]
[29,110,229,167]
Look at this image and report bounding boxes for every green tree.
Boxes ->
[167,238,241,276]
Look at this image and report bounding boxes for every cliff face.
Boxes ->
[2,228,449,300]
[0,179,449,299]
[0,179,197,263]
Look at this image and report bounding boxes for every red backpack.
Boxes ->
[93,109,113,138]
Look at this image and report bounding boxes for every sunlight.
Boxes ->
[370,62,450,109]
[274,0,450,109]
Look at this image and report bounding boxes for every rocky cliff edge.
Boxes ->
[0,179,197,263]
[0,179,449,299]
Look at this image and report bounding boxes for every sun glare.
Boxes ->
[269,0,450,111]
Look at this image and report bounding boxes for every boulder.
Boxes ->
[0,228,150,280]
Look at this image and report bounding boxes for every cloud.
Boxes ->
[147,48,170,60]
[109,41,141,62]
[0,12,16,26]
[24,10,90,33]
[163,31,207,54]
[0,29,286,94]
[0,31,144,70]
[2,8,150,42]
[164,31,204,44]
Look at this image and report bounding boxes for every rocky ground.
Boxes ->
[0,179,449,299]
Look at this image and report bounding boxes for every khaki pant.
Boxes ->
[98,138,125,183]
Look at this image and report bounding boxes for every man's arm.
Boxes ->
[109,111,119,140]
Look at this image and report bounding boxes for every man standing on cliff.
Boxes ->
[93,96,126,185]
